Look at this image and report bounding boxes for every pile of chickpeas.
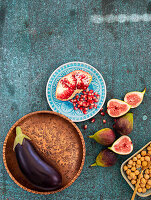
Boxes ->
[123,143,151,193]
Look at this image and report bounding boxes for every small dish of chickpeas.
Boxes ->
[121,141,151,197]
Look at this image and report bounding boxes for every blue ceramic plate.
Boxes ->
[46,62,106,122]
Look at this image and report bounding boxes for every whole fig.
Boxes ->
[90,149,117,167]
[88,128,115,146]
[114,113,133,135]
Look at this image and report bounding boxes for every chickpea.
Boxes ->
[149,174,151,178]
[127,164,132,168]
[138,174,143,179]
[128,160,133,165]
[137,187,142,193]
[131,167,136,172]
[141,151,147,156]
[140,157,145,161]
[127,176,132,180]
[130,172,135,178]
[136,164,141,169]
[123,165,128,171]
[137,154,141,159]
[131,179,136,185]
[146,184,151,190]
[144,174,149,180]
[132,162,136,166]
[142,188,147,193]
[147,180,151,186]
[148,151,151,155]
[140,183,146,188]
[135,170,140,175]
[142,161,148,167]
[145,156,150,162]
[133,175,137,180]
[141,178,146,184]
[133,157,137,161]
[147,146,151,151]
[145,169,150,174]
[137,160,141,165]
[126,169,131,175]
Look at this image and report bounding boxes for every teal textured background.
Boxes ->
[0,0,151,199]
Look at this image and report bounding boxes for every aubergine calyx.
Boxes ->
[13,126,31,151]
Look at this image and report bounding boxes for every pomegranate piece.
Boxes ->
[84,125,87,130]
[56,70,92,101]
[74,106,78,110]
[83,110,87,114]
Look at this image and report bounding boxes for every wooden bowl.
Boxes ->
[3,111,85,194]
[121,141,151,197]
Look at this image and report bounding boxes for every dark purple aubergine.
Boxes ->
[13,126,62,191]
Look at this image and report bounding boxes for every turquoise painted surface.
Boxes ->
[0,0,151,199]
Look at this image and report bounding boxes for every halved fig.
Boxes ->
[56,70,92,101]
[124,88,146,108]
[108,136,133,155]
[107,99,131,118]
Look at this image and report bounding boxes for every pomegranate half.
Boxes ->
[56,70,92,101]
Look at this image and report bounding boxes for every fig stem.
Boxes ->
[142,88,146,94]
[13,126,31,151]
[90,163,97,167]
[88,135,94,138]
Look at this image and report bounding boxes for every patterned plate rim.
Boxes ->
[46,61,107,122]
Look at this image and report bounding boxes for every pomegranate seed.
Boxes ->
[73,103,77,107]
[96,94,100,99]
[79,98,84,101]
[89,90,93,93]
[91,118,95,123]
[103,119,106,124]
[85,97,88,101]
[100,107,103,111]
[86,102,90,107]
[83,86,87,90]
[88,92,92,96]
[101,112,105,116]
[114,119,117,122]
[105,110,108,113]
[86,88,89,92]
[70,99,74,102]
[73,99,77,103]
[77,104,81,108]
[80,107,83,111]
[89,105,94,109]
[74,106,78,110]
[78,101,83,106]
[88,96,92,100]
[94,92,98,95]
[84,107,88,111]
[83,102,87,107]
[94,104,97,109]
[92,96,96,100]
[76,95,79,99]
[94,99,99,102]
[81,95,84,98]
[84,125,87,130]
[83,110,87,114]
[83,91,87,95]
[84,94,87,99]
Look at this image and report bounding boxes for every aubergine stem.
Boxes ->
[13,126,31,151]
[90,163,97,167]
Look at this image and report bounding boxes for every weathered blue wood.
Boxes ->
[0,0,151,199]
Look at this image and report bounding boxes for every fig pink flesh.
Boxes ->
[126,94,141,107]
[114,137,132,153]
[108,101,129,117]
